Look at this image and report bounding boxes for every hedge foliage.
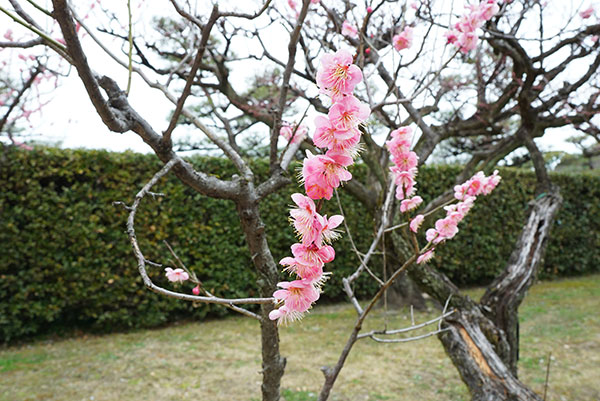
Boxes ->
[1,147,598,342]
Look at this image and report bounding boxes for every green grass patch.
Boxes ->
[0,275,598,400]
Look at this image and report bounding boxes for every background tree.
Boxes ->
[1,1,599,400]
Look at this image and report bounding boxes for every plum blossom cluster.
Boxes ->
[385,126,501,264]
[269,49,370,324]
[418,170,501,263]
[386,127,422,205]
[444,0,499,53]
[385,127,425,234]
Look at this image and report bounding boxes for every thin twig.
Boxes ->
[367,328,450,343]
[162,6,220,147]
[126,0,133,96]
[357,309,455,339]
[334,189,384,286]
[385,198,454,233]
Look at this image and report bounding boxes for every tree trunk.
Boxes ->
[236,194,286,401]
[480,189,562,375]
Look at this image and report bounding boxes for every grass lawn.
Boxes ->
[1,275,599,401]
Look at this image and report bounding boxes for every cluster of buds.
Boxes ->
[269,49,370,324]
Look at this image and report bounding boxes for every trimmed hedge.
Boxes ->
[1,147,598,342]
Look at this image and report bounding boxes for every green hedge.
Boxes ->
[0,147,598,342]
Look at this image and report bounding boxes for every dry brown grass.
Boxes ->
[1,275,598,401]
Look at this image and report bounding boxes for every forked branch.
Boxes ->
[120,158,273,321]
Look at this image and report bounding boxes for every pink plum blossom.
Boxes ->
[445,30,459,45]
[455,14,483,34]
[302,152,353,200]
[392,168,417,187]
[192,285,200,295]
[435,217,459,240]
[164,267,189,283]
[482,170,501,194]
[417,249,435,264]
[268,305,299,325]
[457,31,479,53]
[315,214,344,245]
[291,243,335,266]
[457,196,476,214]
[395,179,416,200]
[390,126,413,141]
[387,127,419,201]
[391,168,417,200]
[386,127,415,162]
[280,257,324,282]
[342,20,358,38]
[400,196,423,213]
[328,95,370,131]
[410,214,424,233]
[478,0,500,20]
[454,182,469,200]
[425,228,438,243]
[466,171,486,196]
[392,151,419,171]
[393,26,414,51]
[386,138,412,160]
[386,127,413,157]
[289,193,320,244]
[273,279,320,313]
[316,50,363,101]
[313,115,358,151]
[287,0,298,13]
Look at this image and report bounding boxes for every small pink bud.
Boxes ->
[365,48,371,54]
[367,7,373,13]
[192,286,200,295]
